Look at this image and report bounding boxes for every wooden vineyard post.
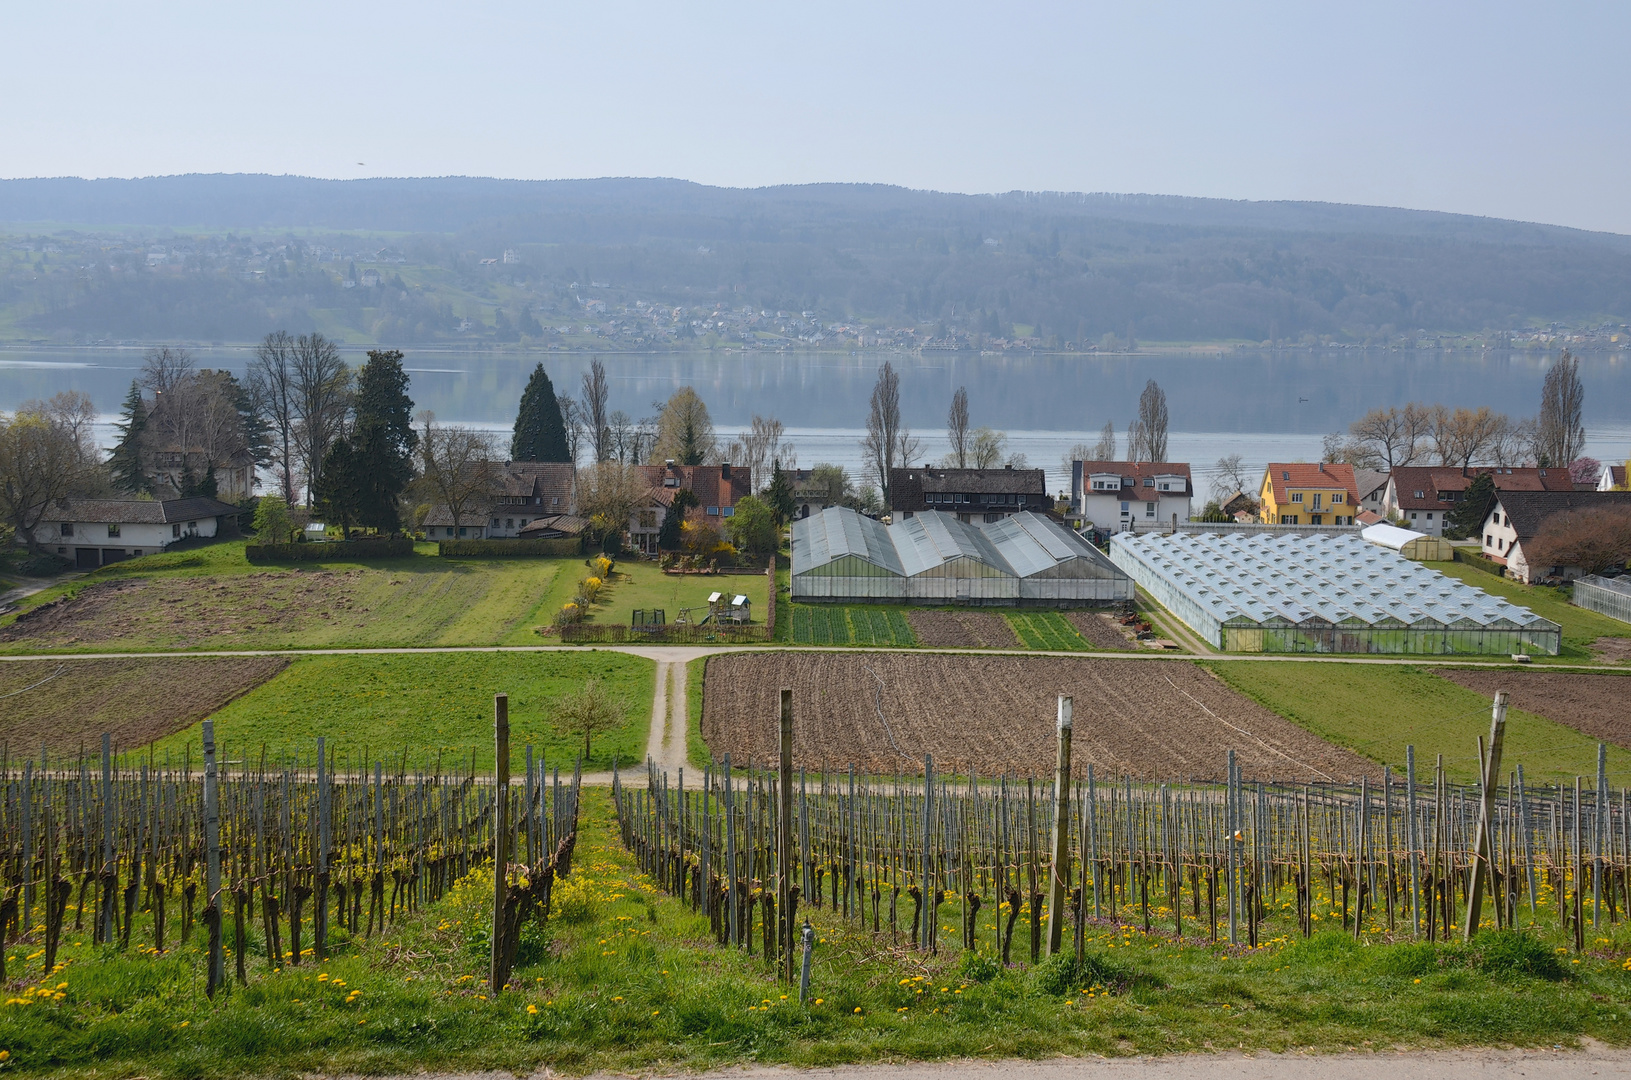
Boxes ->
[1463,690,1507,942]
[491,693,509,991]
[202,720,224,997]
[101,734,115,947]
[1406,745,1419,937]
[1226,749,1237,945]
[1046,695,1072,956]
[1596,743,1608,930]
[778,688,794,983]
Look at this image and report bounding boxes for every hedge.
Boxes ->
[560,623,769,644]
[438,537,584,557]
[245,538,415,563]
[1453,546,1509,578]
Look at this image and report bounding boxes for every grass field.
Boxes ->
[1006,611,1092,650]
[0,541,576,653]
[149,650,655,772]
[687,655,709,768]
[556,560,770,631]
[1425,559,1631,661]
[3,786,1629,1077]
[1210,661,1631,786]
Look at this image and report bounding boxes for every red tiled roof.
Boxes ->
[1077,460,1194,497]
[1390,465,1574,510]
[634,463,752,510]
[1262,463,1358,507]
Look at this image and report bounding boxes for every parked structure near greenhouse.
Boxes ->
[1109,531,1560,655]
[1573,575,1631,625]
[791,506,1133,606]
[1360,523,1455,561]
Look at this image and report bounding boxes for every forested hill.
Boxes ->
[3,174,1630,346]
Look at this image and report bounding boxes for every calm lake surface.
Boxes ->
[2,346,1628,496]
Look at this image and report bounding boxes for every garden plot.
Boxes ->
[701,653,1375,782]
[0,655,287,752]
[1438,668,1631,752]
[1067,610,1137,650]
[905,611,1019,648]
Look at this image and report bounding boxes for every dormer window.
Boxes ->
[1143,478,1154,488]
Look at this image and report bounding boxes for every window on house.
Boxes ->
[1413,490,1425,499]
[458,527,468,537]
[1143,478,1154,487]
[61,522,73,536]
[107,524,121,538]
[1291,493,1303,503]
[1426,512,1434,520]
[172,524,181,538]
[1485,534,1492,547]
[506,519,514,529]
[1312,493,1322,508]
[491,518,501,529]
[1332,493,1343,504]
[1280,514,1297,525]
[706,506,719,515]
[722,507,735,517]
[639,511,657,529]
[1120,501,1130,513]
[1145,502,1155,517]
[984,512,1001,523]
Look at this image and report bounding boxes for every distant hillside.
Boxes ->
[2,174,1629,346]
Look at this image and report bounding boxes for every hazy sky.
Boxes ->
[9,1,1630,233]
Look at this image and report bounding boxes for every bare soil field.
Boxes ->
[1067,611,1137,650]
[0,572,357,648]
[1438,668,1631,750]
[701,653,1377,782]
[905,611,1019,649]
[1592,637,1631,664]
[0,655,288,752]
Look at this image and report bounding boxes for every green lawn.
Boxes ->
[150,650,655,772]
[1210,660,1631,786]
[0,541,575,653]
[687,655,710,768]
[1425,559,1631,661]
[6,787,1631,1077]
[1007,611,1092,650]
[568,561,770,629]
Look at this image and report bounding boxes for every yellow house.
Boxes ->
[1259,463,1360,526]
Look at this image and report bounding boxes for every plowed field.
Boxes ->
[0,655,288,752]
[905,611,1019,648]
[1438,668,1631,751]
[701,653,1377,782]
[1067,611,1137,650]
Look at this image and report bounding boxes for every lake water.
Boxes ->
[2,346,1628,498]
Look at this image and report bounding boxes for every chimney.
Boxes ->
[1005,463,1013,470]
[664,459,676,468]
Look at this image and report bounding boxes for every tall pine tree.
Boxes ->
[511,363,570,462]
[109,380,151,495]
[350,349,418,530]
[317,436,363,537]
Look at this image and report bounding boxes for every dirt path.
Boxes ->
[330,1044,1631,1080]
[580,648,695,786]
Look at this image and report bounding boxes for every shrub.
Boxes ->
[1472,929,1565,980]
[958,950,1004,983]
[552,875,598,924]
[582,575,603,602]
[1028,948,1134,996]
[592,555,614,578]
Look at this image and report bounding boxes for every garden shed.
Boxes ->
[1109,531,1560,655]
[791,507,1132,606]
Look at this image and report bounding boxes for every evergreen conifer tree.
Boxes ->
[766,459,796,524]
[657,489,698,552]
[1445,473,1496,539]
[317,436,363,537]
[110,380,151,495]
[350,349,418,530]
[511,363,570,462]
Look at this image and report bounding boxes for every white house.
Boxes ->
[1481,490,1631,583]
[1070,460,1193,533]
[29,497,239,569]
[1600,463,1628,491]
[422,462,576,540]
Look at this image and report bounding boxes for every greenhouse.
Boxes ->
[791,507,1132,606]
[1109,531,1560,655]
[1573,575,1631,625]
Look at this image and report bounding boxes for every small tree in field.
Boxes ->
[1524,504,1631,577]
[554,679,627,762]
[252,495,297,543]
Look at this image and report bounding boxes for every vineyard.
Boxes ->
[700,653,1372,780]
[620,688,1621,981]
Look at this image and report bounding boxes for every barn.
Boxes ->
[791,507,1132,606]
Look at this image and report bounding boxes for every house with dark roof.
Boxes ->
[1069,460,1192,532]
[1383,465,1575,537]
[422,462,576,540]
[1480,490,1631,583]
[628,461,752,554]
[1257,463,1359,526]
[1600,464,1629,491]
[1353,468,1391,518]
[891,466,1048,526]
[29,497,240,568]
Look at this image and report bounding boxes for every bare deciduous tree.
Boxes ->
[139,346,194,396]
[1091,421,1117,461]
[415,412,501,531]
[1348,404,1432,469]
[1126,418,1149,463]
[1210,453,1250,500]
[1136,380,1169,463]
[249,331,300,503]
[860,361,921,507]
[606,410,636,464]
[1524,504,1631,577]
[723,414,793,492]
[1062,442,1096,476]
[576,459,648,536]
[1431,405,1511,469]
[946,387,970,468]
[1535,350,1586,467]
[581,359,611,462]
[559,395,583,465]
[291,333,352,505]
[0,407,98,553]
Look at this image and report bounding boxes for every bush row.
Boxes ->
[245,538,415,563]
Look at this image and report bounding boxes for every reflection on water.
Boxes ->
[5,347,1629,495]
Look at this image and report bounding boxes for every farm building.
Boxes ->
[1573,575,1631,624]
[1360,523,1455,561]
[791,506,1133,606]
[1109,531,1561,655]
